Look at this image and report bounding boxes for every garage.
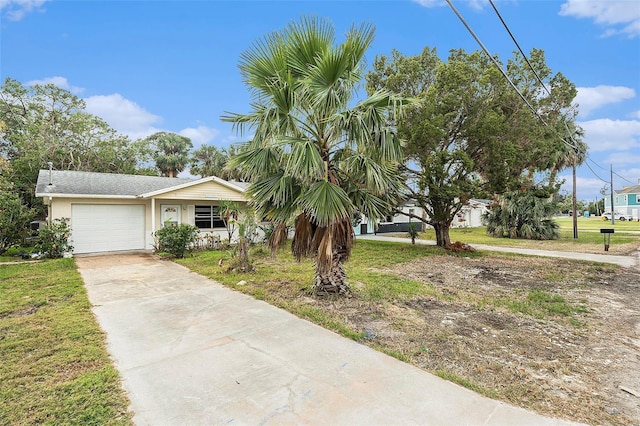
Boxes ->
[71,204,146,254]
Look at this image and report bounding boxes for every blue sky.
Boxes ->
[1,0,639,201]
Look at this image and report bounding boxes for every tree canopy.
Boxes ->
[0,77,150,213]
[224,16,408,293]
[366,47,584,246]
[144,131,193,178]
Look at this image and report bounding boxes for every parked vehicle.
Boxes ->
[602,212,634,221]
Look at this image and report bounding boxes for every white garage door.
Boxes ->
[72,204,146,254]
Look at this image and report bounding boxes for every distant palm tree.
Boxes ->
[190,145,225,178]
[484,190,559,240]
[146,132,193,177]
[224,17,408,294]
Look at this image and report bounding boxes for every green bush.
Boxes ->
[0,191,35,255]
[36,218,74,258]
[154,224,199,258]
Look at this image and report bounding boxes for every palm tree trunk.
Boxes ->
[312,249,349,294]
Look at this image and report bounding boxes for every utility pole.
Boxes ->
[572,153,578,239]
[610,164,615,225]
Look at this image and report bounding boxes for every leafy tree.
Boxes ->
[366,47,582,247]
[144,132,193,177]
[0,159,35,254]
[483,190,559,240]
[0,78,147,213]
[224,17,408,294]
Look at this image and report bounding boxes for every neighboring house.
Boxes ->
[604,179,640,220]
[357,199,489,235]
[451,199,491,228]
[373,200,425,234]
[35,170,247,254]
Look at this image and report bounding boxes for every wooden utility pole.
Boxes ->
[610,164,615,225]
[572,154,578,239]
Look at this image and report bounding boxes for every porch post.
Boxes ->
[151,198,156,233]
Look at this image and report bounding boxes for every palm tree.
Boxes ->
[145,132,193,177]
[223,17,408,294]
[190,145,225,178]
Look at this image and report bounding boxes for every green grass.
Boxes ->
[415,221,640,248]
[495,289,587,320]
[555,215,640,232]
[0,259,132,425]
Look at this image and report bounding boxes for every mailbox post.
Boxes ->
[600,228,614,251]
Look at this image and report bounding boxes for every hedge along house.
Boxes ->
[35,170,247,254]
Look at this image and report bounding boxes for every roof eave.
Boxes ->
[35,193,138,199]
[138,176,246,198]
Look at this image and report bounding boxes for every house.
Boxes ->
[604,179,640,219]
[35,170,247,254]
[357,199,489,235]
[451,199,491,228]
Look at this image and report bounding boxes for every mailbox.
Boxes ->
[600,228,614,251]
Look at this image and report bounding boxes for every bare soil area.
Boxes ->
[308,256,640,425]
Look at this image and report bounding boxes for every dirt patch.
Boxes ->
[310,255,640,425]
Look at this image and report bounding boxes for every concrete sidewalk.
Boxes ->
[358,234,639,269]
[77,254,581,426]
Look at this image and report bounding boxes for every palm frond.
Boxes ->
[283,137,326,183]
[296,180,353,227]
[292,213,315,261]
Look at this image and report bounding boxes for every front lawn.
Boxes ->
[410,219,640,255]
[178,239,640,425]
[0,259,132,425]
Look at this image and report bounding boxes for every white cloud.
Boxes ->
[575,85,635,117]
[629,110,640,119]
[0,0,49,21]
[559,0,640,38]
[412,0,489,10]
[604,152,640,166]
[412,0,446,8]
[26,76,84,95]
[579,118,640,151]
[559,174,608,201]
[179,126,220,147]
[84,94,161,140]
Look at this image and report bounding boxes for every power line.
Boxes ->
[612,170,635,185]
[584,157,610,184]
[586,154,608,171]
[487,0,585,155]
[449,0,633,191]
[443,0,547,127]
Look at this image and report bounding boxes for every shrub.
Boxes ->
[36,218,73,258]
[407,222,419,245]
[0,191,35,255]
[483,190,560,240]
[154,223,199,258]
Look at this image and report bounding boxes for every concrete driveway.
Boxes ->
[77,254,581,426]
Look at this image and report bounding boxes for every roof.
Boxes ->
[35,170,240,198]
[616,184,640,195]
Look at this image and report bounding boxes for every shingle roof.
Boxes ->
[616,184,640,195]
[35,170,194,197]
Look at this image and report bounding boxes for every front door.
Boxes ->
[161,204,181,227]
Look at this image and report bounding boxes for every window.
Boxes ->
[195,205,225,229]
